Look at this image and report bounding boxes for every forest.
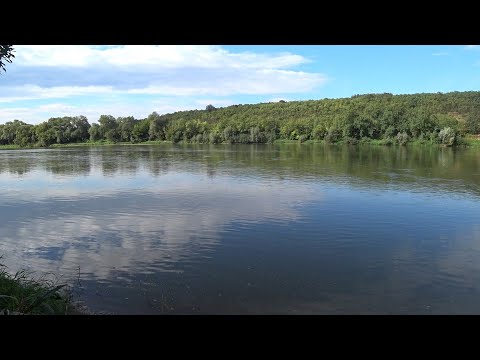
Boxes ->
[1,91,480,148]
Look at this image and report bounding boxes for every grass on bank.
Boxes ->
[0,259,72,315]
[272,136,480,147]
[1,136,480,150]
[462,135,480,147]
[0,144,24,149]
[50,140,170,147]
[0,140,171,150]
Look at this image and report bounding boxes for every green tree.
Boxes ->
[71,116,91,142]
[1,120,28,145]
[98,115,117,139]
[2,90,480,147]
[466,111,480,134]
[116,116,135,142]
[14,124,36,147]
[88,123,102,142]
[147,112,167,140]
[35,122,56,146]
[131,120,150,143]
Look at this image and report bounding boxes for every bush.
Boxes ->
[266,130,277,144]
[223,126,236,143]
[344,136,359,145]
[238,133,250,144]
[325,127,341,144]
[192,134,203,143]
[383,137,394,146]
[298,135,308,143]
[311,125,326,140]
[250,127,267,143]
[172,131,183,143]
[466,112,480,134]
[396,132,409,145]
[438,127,456,146]
[384,126,396,138]
[208,132,221,144]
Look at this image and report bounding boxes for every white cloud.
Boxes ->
[432,52,448,56]
[0,107,36,121]
[0,103,101,124]
[0,46,328,124]
[0,85,114,103]
[123,69,326,96]
[0,175,316,280]
[0,69,326,103]
[13,45,308,69]
[464,45,479,50]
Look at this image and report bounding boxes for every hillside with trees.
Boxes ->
[1,91,480,148]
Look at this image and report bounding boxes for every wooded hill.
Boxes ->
[1,91,479,147]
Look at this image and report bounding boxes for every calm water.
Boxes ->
[1,144,480,314]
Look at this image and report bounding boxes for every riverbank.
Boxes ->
[0,140,171,150]
[51,140,169,147]
[1,136,480,150]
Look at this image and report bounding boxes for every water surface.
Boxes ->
[1,144,480,314]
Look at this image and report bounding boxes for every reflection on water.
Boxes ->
[1,144,480,314]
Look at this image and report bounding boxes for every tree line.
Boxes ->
[1,91,480,148]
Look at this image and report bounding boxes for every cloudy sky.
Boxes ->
[0,45,479,124]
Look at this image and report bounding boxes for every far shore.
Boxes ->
[1,136,480,151]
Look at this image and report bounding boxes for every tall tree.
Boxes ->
[88,123,102,142]
[97,115,117,140]
[148,112,167,140]
[116,116,136,142]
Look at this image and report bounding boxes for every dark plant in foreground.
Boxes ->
[0,258,70,315]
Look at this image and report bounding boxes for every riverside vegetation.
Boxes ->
[1,91,480,149]
[0,258,71,315]
[2,90,480,313]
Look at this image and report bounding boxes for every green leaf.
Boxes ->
[23,284,66,313]
[0,295,19,305]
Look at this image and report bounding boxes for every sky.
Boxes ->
[0,45,479,125]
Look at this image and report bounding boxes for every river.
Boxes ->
[1,143,480,314]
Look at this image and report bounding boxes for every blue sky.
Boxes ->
[0,45,479,124]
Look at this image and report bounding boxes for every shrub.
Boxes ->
[383,137,394,146]
[238,133,250,144]
[325,127,341,144]
[0,261,70,315]
[208,132,221,144]
[172,131,183,143]
[384,126,396,138]
[266,130,277,144]
[396,132,409,145]
[344,136,359,145]
[311,125,326,140]
[438,127,456,146]
[298,135,308,143]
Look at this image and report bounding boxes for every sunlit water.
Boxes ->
[1,144,480,314]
